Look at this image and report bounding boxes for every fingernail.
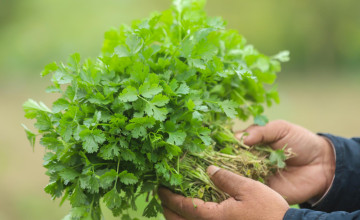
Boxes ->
[207,165,220,177]
[235,132,245,140]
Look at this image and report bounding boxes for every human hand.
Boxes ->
[158,165,289,220]
[236,120,336,204]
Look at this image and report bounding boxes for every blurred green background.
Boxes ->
[0,0,359,219]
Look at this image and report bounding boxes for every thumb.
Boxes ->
[207,165,256,200]
[236,120,291,148]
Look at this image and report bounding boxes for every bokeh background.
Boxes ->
[1,0,359,219]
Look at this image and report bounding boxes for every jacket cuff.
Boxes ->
[283,208,302,219]
[283,208,327,220]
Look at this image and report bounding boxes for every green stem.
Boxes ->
[114,157,121,187]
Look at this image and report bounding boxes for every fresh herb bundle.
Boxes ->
[23,0,289,219]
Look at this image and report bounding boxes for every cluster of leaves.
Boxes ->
[23,0,288,219]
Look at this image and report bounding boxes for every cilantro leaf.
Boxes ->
[254,115,269,126]
[165,144,182,157]
[144,103,168,121]
[79,129,106,153]
[167,131,186,145]
[100,169,118,189]
[143,197,162,218]
[114,45,130,58]
[269,149,287,168]
[118,171,138,185]
[80,175,100,194]
[23,99,52,119]
[103,188,121,209]
[70,184,88,207]
[119,86,138,102]
[175,82,190,95]
[69,207,88,219]
[198,127,212,146]
[272,50,290,62]
[126,34,143,54]
[41,62,58,77]
[59,168,80,184]
[219,100,238,118]
[125,117,155,138]
[139,82,163,98]
[98,144,120,160]
[52,98,70,113]
[22,124,36,149]
[186,99,195,111]
[151,94,169,107]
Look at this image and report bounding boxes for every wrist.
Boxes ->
[316,136,336,199]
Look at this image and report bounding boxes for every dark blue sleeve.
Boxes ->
[283,134,360,220]
[284,208,360,220]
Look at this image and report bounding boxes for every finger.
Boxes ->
[207,165,257,200]
[163,206,186,220]
[158,188,222,220]
[240,120,291,147]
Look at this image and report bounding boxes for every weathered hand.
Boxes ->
[158,166,289,220]
[236,120,336,204]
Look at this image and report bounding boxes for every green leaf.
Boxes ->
[143,197,162,218]
[59,168,80,184]
[53,69,73,84]
[69,207,88,219]
[119,86,138,102]
[70,184,88,207]
[175,82,190,95]
[125,117,155,138]
[98,144,120,160]
[254,115,269,126]
[180,38,194,58]
[114,45,130,57]
[165,144,182,157]
[103,188,121,209]
[45,85,62,93]
[44,181,63,199]
[120,149,136,161]
[68,53,81,70]
[189,58,206,69]
[80,175,100,194]
[145,103,168,121]
[121,214,132,220]
[170,173,182,186]
[272,50,290,62]
[23,99,52,119]
[100,169,118,189]
[151,94,169,107]
[198,128,212,146]
[167,131,186,146]
[118,171,138,185]
[22,124,36,149]
[192,111,203,120]
[219,100,238,118]
[41,62,58,77]
[79,129,106,153]
[34,112,52,131]
[269,149,287,168]
[186,99,195,111]
[52,98,70,113]
[139,82,163,98]
[219,146,233,155]
[126,34,143,54]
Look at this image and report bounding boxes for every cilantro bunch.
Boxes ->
[23,0,289,219]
